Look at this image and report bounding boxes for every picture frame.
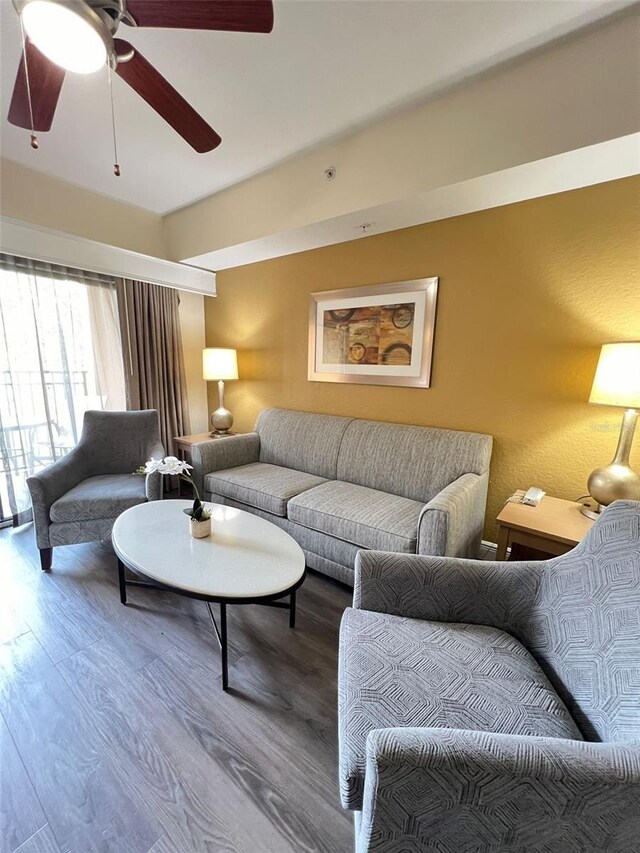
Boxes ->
[308,277,438,387]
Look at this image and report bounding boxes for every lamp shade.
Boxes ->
[203,348,238,381]
[589,342,640,408]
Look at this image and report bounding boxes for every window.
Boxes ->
[0,257,125,524]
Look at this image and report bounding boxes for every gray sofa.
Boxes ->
[338,499,640,852]
[191,408,492,585]
[27,409,164,570]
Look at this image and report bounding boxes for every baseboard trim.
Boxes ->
[480,539,498,558]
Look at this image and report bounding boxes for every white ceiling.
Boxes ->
[0,0,632,215]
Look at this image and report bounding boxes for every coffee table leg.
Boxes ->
[220,603,228,691]
[118,559,127,605]
[205,601,229,691]
[289,590,296,629]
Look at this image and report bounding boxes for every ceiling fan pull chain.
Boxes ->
[18,16,38,149]
[107,62,121,176]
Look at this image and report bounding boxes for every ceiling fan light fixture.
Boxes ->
[21,0,108,74]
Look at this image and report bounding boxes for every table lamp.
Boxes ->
[203,348,238,435]
[582,341,640,519]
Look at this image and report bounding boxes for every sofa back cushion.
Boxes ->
[519,500,640,743]
[255,408,351,479]
[336,419,493,504]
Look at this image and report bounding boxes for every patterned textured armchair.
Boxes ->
[338,500,640,852]
[27,410,164,570]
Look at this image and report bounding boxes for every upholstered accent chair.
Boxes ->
[27,410,164,570]
[339,499,640,852]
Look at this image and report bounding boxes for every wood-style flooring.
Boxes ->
[0,521,354,853]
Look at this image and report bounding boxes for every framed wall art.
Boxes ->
[308,277,438,387]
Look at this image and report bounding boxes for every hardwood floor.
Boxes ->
[0,523,354,853]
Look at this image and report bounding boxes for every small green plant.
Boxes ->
[185,496,212,522]
[136,456,212,521]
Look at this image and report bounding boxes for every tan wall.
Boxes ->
[204,177,640,541]
[178,291,209,434]
[0,159,165,257]
[166,10,639,261]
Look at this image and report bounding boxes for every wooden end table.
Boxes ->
[173,431,239,495]
[174,430,238,457]
[495,491,594,561]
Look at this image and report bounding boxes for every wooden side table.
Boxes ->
[495,491,594,561]
[173,431,239,495]
[174,431,237,458]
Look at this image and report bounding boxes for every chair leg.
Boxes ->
[39,547,52,571]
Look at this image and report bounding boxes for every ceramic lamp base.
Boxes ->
[210,378,234,434]
[210,407,233,434]
[586,409,640,509]
[580,502,605,521]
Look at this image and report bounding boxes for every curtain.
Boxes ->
[87,283,127,410]
[0,254,125,525]
[116,279,190,456]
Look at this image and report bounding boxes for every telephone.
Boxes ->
[507,487,546,507]
[522,487,545,506]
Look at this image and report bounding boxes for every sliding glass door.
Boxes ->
[0,257,125,525]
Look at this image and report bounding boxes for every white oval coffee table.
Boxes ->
[112,500,306,690]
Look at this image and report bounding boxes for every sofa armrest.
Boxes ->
[190,432,261,496]
[26,447,91,548]
[418,471,489,557]
[353,549,540,629]
[357,728,640,853]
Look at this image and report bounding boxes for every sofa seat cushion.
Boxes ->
[339,607,583,810]
[50,474,147,523]
[205,463,327,517]
[288,480,423,552]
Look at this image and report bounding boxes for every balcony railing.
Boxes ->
[0,369,89,524]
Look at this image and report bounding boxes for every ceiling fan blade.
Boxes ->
[114,40,221,153]
[124,1,273,33]
[8,39,65,132]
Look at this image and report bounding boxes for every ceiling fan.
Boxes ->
[8,0,274,157]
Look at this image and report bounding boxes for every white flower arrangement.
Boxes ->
[136,456,212,521]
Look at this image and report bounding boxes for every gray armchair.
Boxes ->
[27,410,164,570]
[338,499,640,852]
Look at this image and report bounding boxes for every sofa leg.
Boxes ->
[39,547,52,571]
